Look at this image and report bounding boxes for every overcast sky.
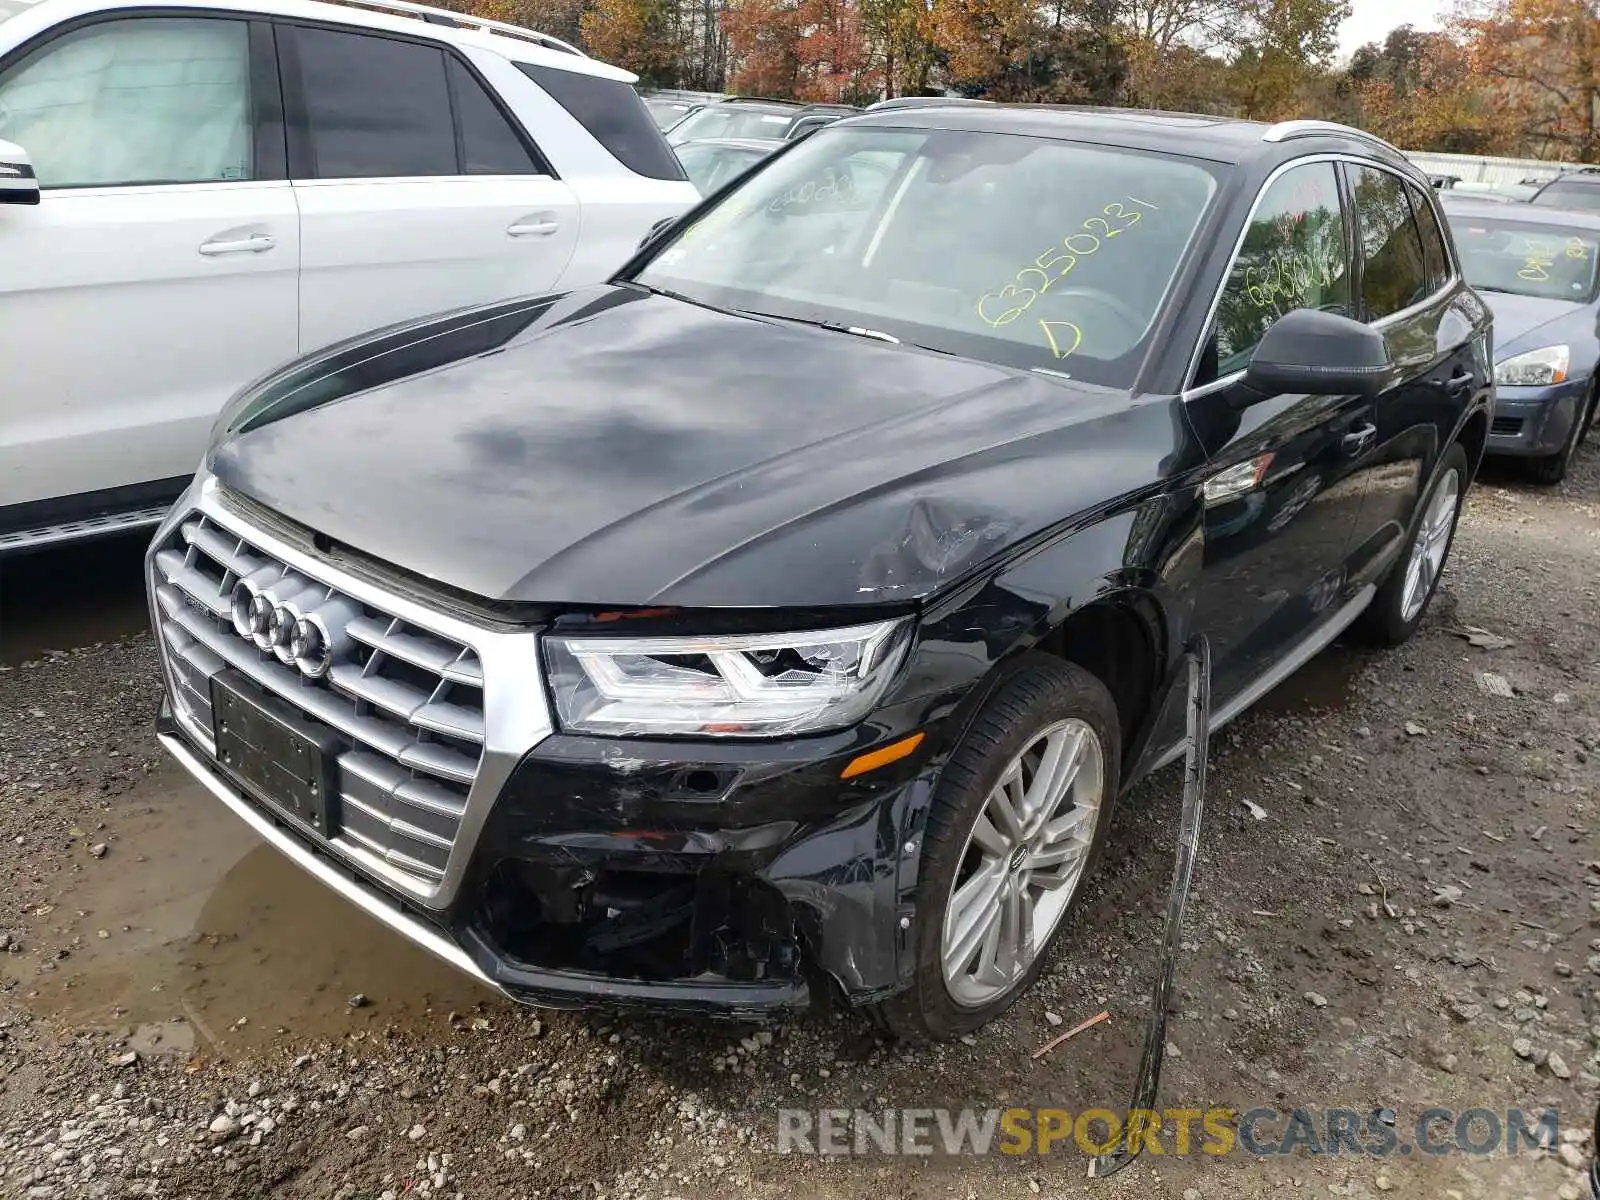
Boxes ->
[1337,0,1448,57]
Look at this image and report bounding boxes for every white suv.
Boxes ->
[0,0,696,550]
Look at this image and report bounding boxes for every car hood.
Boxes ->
[210,286,1172,610]
[1481,291,1595,361]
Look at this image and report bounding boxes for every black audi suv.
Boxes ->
[147,107,1493,1040]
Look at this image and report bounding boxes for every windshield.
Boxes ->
[677,142,770,194]
[668,105,795,144]
[1451,217,1600,302]
[634,127,1221,387]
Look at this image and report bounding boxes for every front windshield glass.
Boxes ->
[634,126,1221,387]
[1451,216,1600,302]
[668,105,795,143]
[646,99,696,130]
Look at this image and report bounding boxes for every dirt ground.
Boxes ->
[0,442,1595,1200]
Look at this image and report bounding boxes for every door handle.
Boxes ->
[198,234,276,256]
[1445,372,1476,397]
[507,220,559,238]
[1342,421,1378,456]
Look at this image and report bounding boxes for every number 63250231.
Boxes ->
[975,196,1157,360]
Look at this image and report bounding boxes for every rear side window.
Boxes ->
[292,26,456,177]
[446,57,540,174]
[518,64,684,181]
[1405,181,1451,293]
[1350,166,1428,319]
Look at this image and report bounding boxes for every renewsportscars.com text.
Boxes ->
[776,1106,1561,1158]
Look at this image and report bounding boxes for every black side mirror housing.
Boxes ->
[1243,307,1391,400]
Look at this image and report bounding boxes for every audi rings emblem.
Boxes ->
[289,615,334,679]
[228,579,337,679]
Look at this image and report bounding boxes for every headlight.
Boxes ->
[544,617,913,737]
[1494,345,1569,386]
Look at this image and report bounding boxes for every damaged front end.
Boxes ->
[452,728,943,1016]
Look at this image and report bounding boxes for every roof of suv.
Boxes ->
[8,0,636,79]
[1441,193,1600,229]
[840,106,1412,169]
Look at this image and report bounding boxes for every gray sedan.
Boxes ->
[1443,194,1600,483]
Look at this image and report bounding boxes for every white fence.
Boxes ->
[1401,149,1580,186]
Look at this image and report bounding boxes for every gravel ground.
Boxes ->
[0,443,1595,1199]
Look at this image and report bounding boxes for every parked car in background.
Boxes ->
[863,95,994,111]
[665,97,857,145]
[640,88,722,131]
[673,136,782,194]
[1441,194,1600,482]
[645,96,702,130]
[1450,180,1540,203]
[1529,168,1600,212]
[0,0,695,552]
[148,110,1490,1042]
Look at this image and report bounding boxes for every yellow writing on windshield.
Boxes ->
[1519,238,1556,281]
[975,196,1159,359]
[1567,237,1589,261]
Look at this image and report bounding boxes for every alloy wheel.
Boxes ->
[1399,467,1461,624]
[941,718,1105,1008]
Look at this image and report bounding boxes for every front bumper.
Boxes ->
[158,696,936,1016]
[1486,378,1588,456]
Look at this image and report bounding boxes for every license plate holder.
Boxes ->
[210,670,341,835]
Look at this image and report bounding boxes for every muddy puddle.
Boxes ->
[6,770,507,1054]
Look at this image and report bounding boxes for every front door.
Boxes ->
[1184,159,1374,707]
[0,15,299,514]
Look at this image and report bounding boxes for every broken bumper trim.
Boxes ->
[158,728,505,996]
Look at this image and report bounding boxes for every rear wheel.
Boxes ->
[1354,443,1468,648]
[868,657,1119,1042]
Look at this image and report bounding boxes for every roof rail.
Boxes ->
[325,0,586,55]
[1260,119,1390,148]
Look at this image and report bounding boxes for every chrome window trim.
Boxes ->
[1181,153,1461,396]
[150,472,552,911]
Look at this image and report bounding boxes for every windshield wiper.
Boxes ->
[1471,284,1520,295]
[733,309,902,343]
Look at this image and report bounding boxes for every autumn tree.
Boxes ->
[581,0,687,84]
[1225,0,1349,118]
[1349,26,1501,152]
[1454,0,1600,160]
[927,0,1126,101]
[723,0,804,95]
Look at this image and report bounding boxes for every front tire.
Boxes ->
[868,656,1120,1042]
[1354,442,1468,647]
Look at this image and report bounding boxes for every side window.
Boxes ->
[1211,161,1352,375]
[1350,166,1428,320]
[1405,180,1451,293]
[291,26,455,178]
[445,57,540,175]
[0,17,252,188]
[517,63,685,182]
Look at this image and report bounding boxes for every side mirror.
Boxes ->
[637,216,675,250]
[0,140,40,206]
[1243,307,1390,400]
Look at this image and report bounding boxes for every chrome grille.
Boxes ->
[151,513,486,892]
